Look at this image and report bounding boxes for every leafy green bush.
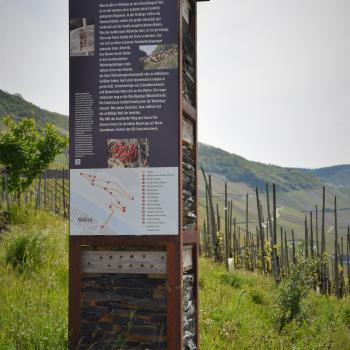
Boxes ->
[0,116,68,194]
[9,205,34,225]
[215,272,243,289]
[4,233,44,272]
[276,255,318,332]
[341,306,350,328]
[248,288,266,305]
[0,211,6,229]
[209,309,227,325]
[199,276,206,289]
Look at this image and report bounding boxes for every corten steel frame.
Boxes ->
[68,0,201,349]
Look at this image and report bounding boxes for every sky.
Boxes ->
[0,0,349,168]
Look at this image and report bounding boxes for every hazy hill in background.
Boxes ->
[198,143,350,248]
[309,165,350,188]
[199,143,350,191]
[199,143,325,192]
[0,89,68,134]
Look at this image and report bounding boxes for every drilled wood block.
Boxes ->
[82,249,193,274]
[81,251,167,274]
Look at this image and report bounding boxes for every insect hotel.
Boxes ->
[69,0,210,349]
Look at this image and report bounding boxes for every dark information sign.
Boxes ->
[69,0,180,235]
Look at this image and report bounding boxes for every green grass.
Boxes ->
[0,210,350,349]
[199,257,350,349]
[0,210,68,349]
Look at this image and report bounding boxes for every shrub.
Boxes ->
[215,272,243,289]
[4,233,44,272]
[248,288,265,305]
[199,276,206,289]
[0,116,68,194]
[0,212,6,231]
[9,205,33,225]
[341,306,350,328]
[209,309,227,325]
[276,255,318,332]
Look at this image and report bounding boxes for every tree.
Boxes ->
[0,117,68,193]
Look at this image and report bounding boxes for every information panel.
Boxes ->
[69,0,179,235]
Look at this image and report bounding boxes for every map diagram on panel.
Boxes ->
[80,172,134,229]
[70,168,178,236]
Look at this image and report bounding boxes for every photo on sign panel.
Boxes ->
[107,139,150,168]
[139,44,178,70]
[69,18,95,57]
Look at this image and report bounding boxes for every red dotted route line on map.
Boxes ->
[80,172,134,229]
